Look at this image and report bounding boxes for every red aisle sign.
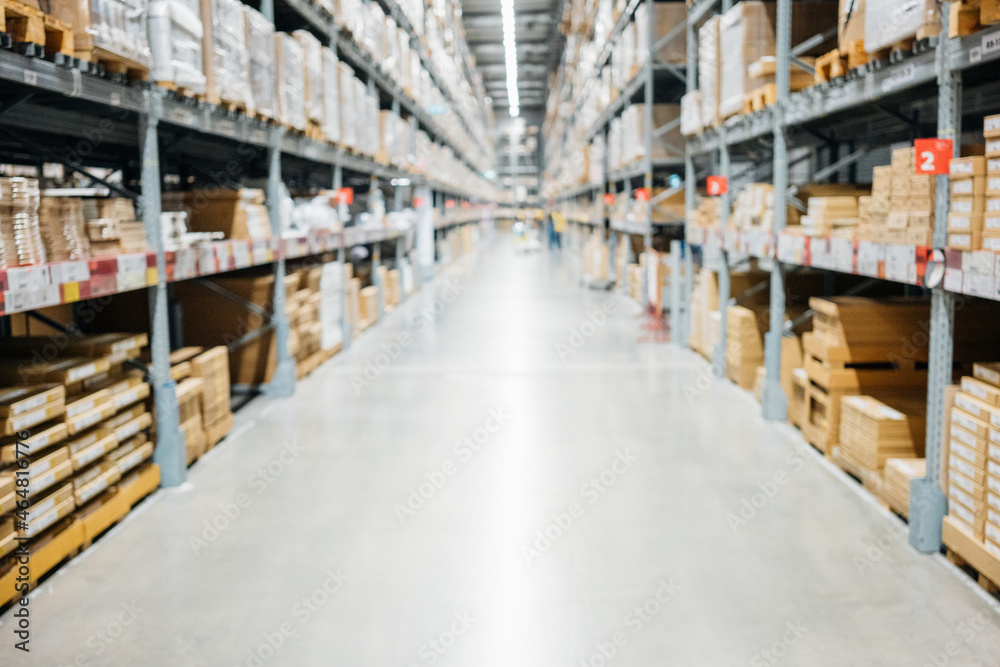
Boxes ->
[603,193,615,205]
[635,187,650,202]
[914,139,953,175]
[707,176,728,195]
[445,199,456,209]
[337,187,354,205]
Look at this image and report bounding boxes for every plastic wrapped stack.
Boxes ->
[0,178,46,267]
[293,31,324,130]
[275,33,306,131]
[71,0,152,69]
[245,7,276,120]
[202,0,251,107]
[148,0,206,92]
[321,48,340,144]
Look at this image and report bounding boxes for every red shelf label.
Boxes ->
[914,139,953,175]
[707,176,728,196]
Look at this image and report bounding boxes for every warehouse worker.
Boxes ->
[550,211,566,250]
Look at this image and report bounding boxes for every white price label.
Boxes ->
[117,253,148,274]
[944,268,963,292]
[198,245,217,274]
[881,63,916,93]
[232,241,251,268]
[983,30,1000,58]
[175,249,197,279]
[57,261,90,283]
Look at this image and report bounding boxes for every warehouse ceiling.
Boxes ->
[461,0,565,117]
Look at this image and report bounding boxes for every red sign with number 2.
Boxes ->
[914,139,953,175]
[707,176,728,196]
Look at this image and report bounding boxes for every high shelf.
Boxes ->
[682,0,1000,557]
[542,0,689,268]
[0,0,496,489]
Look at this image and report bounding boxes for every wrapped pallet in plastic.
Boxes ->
[719,2,776,119]
[149,0,205,92]
[634,1,687,66]
[201,0,251,107]
[293,30,324,127]
[338,63,358,149]
[680,91,704,137]
[364,3,386,61]
[244,6,276,119]
[321,47,341,144]
[338,0,364,39]
[698,15,720,128]
[275,33,306,131]
[865,0,939,52]
[68,0,151,69]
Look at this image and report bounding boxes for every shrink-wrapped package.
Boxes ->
[275,33,306,131]
[321,47,341,144]
[149,0,205,91]
[293,30,324,126]
[244,6,275,119]
[202,0,250,106]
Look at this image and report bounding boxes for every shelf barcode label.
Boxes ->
[983,30,1000,57]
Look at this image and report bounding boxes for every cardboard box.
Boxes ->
[963,376,1000,406]
[951,156,987,178]
[952,177,986,198]
[0,385,64,418]
[974,362,1000,387]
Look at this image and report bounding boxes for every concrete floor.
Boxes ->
[3,231,1000,666]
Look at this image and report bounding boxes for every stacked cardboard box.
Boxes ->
[801,196,859,237]
[0,177,46,267]
[948,155,987,250]
[882,458,926,518]
[944,365,1000,547]
[176,376,206,463]
[190,347,232,448]
[837,394,925,489]
[359,286,379,330]
[857,166,892,240]
[181,189,271,241]
[275,33,307,131]
[39,197,90,262]
[727,306,765,389]
[583,234,610,282]
[0,333,159,606]
[801,297,929,452]
[888,147,935,246]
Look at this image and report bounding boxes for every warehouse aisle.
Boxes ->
[4,231,1000,666]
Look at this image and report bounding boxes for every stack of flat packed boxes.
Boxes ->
[686,197,722,228]
[945,364,1000,556]
[358,286,379,331]
[84,198,150,256]
[800,196,859,237]
[726,306,765,389]
[583,234,610,282]
[289,268,324,378]
[730,184,775,230]
[948,154,988,251]
[345,263,362,337]
[190,346,233,449]
[987,114,1000,250]
[882,457,926,518]
[857,166,893,241]
[0,333,160,605]
[800,297,929,453]
[887,147,935,246]
[837,394,925,491]
[176,376,207,464]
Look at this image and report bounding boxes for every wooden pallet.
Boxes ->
[77,45,149,81]
[943,517,1000,599]
[158,80,204,101]
[204,411,233,449]
[815,48,847,84]
[0,0,72,57]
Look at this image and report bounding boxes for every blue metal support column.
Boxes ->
[761,0,791,421]
[334,163,351,351]
[670,240,683,335]
[415,185,434,281]
[141,91,185,487]
[681,3,699,349]
[712,128,732,371]
[910,5,958,553]
[370,175,385,319]
[263,127,296,397]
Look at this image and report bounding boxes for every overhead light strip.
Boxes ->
[501,0,519,117]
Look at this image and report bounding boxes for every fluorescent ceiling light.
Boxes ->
[501,0,519,117]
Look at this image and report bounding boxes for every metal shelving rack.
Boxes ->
[547,0,689,277]
[682,0,1000,553]
[0,0,495,488]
